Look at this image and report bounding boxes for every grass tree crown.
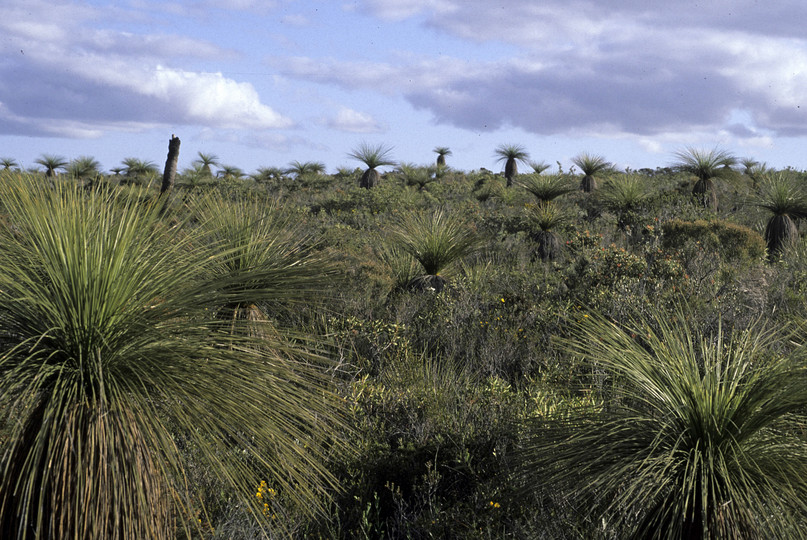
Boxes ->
[494,144,530,187]
[389,208,481,291]
[674,147,738,208]
[348,142,395,188]
[571,152,613,192]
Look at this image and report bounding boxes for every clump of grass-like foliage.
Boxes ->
[388,208,481,291]
[756,172,807,258]
[516,304,807,539]
[0,175,347,539]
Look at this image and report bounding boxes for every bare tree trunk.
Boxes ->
[161,135,180,195]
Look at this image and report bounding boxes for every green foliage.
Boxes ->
[518,173,575,203]
[661,219,766,267]
[347,142,396,170]
[516,305,807,538]
[757,172,807,257]
[34,153,68,177]
[0,175,347,539]
[388,208,481,285]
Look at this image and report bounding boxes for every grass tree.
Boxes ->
[217,165,245,182]
[529,160,551,174]
[597,174,652,232]
[0,176,347,539]
[494,144,530,187]
[756,172,807,258]
[66,156,103,184]
[34,154,68,177]
[1,158,18,170]
[740,157,759,175]
[348,142,395,189]
[397,163,438,191]
[433,146,452,167]
[194,151,220,176]
[526,201,568,261]
[518,173,575,204]
[572,153,612,192]
[121,157,158,186]
[674,147,737,209]
[286,160,326,179]
[516,305,807,539]
[251,166,287,184]
[388,208,480,292]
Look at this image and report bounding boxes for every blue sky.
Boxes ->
[2,0,807,175]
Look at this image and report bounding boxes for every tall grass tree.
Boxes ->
[193,152,219,176]
[433,146,452,167]
[348,143,395,189]
[572,153,612,192]
[516,305,807,539]
[756,172,807,258]
[34,154,68,177]
[494,144,530,187]
[0,176,348,539]
[674,147,737,209]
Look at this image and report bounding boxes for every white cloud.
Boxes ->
[325,107,385,133]
[0,0,292,137]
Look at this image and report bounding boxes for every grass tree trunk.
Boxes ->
[765,214,798,258]
[505,159,517,187]
[580,175,597,192]
[359,168,380,189]
[437,154,446,167]
[161,135,180,195]
[692,177,717,209]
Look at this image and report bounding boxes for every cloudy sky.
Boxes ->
[2,0,807,174]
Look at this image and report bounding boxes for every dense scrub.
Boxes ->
[2,163,807,539]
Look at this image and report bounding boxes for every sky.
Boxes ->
[2,0,807,175]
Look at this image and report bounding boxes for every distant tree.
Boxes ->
[286,160,326,179]
[194,152,219,177]
[397,163,438,191]
[348,142,395,189]
[109,167,124,176]
[494,144,530,187]
[121,157,159,186]
[251,166,287,184]
[740,157,759,175]
[0,157,18,170]
[673,147,737,209]
[217,165,244,181]
[529,160,551,174]
[67,156,102,184]
[35,154,68,177]
[572,153,613,193]
[433,146,452,167]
